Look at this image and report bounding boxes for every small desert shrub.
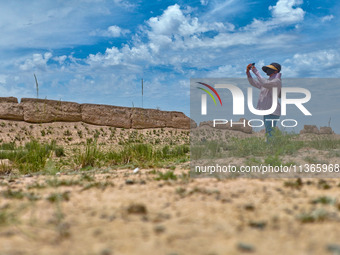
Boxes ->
[0,161,12,175]
[47,192,70,203]
[63,130,72,136]
[55,146,65,157]
[0,209,16,226]
[297,209,329,223]
[155,170,177,181]
[307,138,340,150]
[75,140,101,168]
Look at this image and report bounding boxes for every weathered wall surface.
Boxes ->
[0,97,191,129]
[300,125,334,134]
[0,97,24,121]
[21,98,82,123]
[81,104,132,128]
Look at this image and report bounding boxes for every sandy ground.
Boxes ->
[0,119,340,255]
[1,168,340,255]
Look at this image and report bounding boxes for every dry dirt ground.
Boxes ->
[1,169,340,255]
[0,120,340,255]
[0,120,189,146]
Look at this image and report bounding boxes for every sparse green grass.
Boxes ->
[245,157,262,166]
[46,178,80,187]
[1,189,40,201]
[297,209,329,223]
[0,142,16,150]
[81,181,114,191]
[318,179,331,190]
[284,178,303,189]
[191,140,225,160]
[307,137,340,150]
[63,130,72,136]
[55,146,65,157]
[304,156,318,164]
[0,160,12,175]
[1,189,25,199]
[80,173,95,182]
[311,196,336,205]
[0,209,16,227]
[75,139,101,168]
[155,170,177,181]
[27,182,47,190]
[47,192,70,203]
[0,139,59,174]
[104,143,189,167]
[228,130,304,157]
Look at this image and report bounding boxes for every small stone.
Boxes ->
[125,179,134,185]
[0,230,16,237]
[109,215,116,222]
[244,204,255,211]
[154,225,166,234]
[221,198,232,203]
[100,248,112,255]
[237,242,255,253]
[127,203,147,214]
[248,221,266,230]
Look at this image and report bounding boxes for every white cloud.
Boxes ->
[0,75,7,84]
[269,0,305,23]
[107,25,127,37]
[321,15,334,22]
[0,1,131,49]
[20,52,53,71]
[244,0,305,35]
[112,0,137,9]
[91,25,130,37]
[146,4,233,38]
[283,49,340,77]
[53,55,67,65]
[206,64,244,77]
[200,0,209,6]
[82,1,309,76]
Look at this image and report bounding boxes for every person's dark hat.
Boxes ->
[262,62,281,73]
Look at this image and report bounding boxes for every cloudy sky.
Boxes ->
[0,0,339,122]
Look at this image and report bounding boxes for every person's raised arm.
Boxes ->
[252,68,281,89]
[246,64,261,89]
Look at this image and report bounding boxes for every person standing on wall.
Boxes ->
[246,62,282,141]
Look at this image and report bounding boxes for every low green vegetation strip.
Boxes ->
[0,139,189,175]
[191,130,340,159]
[75,140,189,169]
[0,140,64,174]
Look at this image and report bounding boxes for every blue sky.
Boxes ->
[0,0,339,124]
